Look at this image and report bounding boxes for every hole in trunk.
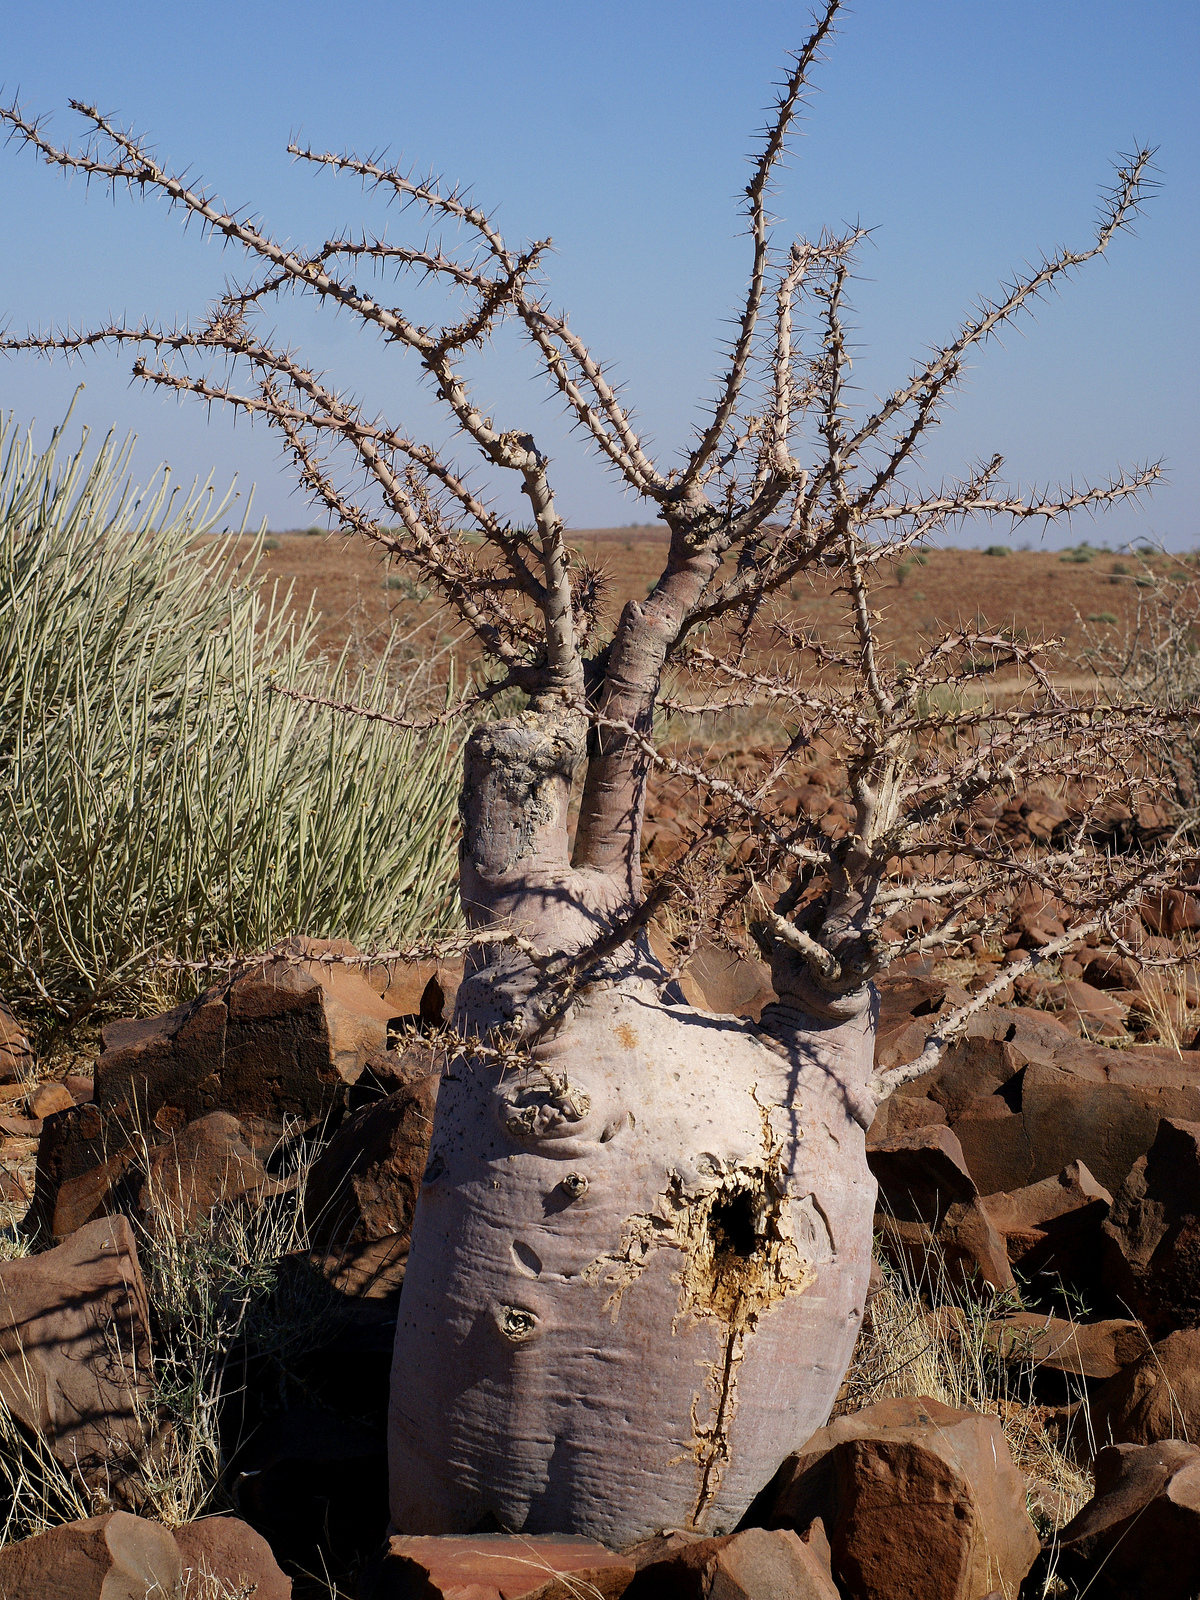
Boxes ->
[708,1190,759,1260]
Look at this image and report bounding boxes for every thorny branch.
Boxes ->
[0,16,1184,1066]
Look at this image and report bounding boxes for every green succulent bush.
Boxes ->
[0,413,461,1023]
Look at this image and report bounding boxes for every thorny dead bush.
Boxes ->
[0,0,1190,1076]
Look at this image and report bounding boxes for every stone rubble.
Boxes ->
[0,871,1199,1593]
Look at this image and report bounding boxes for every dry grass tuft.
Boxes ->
[838,1241,1095,1536]
[0,1114,334,1549]
[132,1131,334,1529]
[182,1566,258,1599]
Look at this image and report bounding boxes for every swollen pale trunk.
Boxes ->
[388,970,877,1547]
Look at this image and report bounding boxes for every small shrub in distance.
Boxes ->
[384,573,430,599]
[983,544,1009,557]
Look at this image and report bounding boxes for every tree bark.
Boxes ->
[387,720,879,1546]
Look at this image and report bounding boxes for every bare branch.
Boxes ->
[680,1,840,488]
[843,147,1157,488]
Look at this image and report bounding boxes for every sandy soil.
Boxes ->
[240,526,1164,681]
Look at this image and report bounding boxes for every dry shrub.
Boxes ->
[1134,967,1195,1054]
[0,413,461,1031]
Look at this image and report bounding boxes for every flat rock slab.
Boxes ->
[372,1533,634,1598]
[0,1215,151,1499]
[985,1313,1147,1380]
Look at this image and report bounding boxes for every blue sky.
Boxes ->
[1,1,1196,545]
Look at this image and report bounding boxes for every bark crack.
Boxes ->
[580,1139,818,1523]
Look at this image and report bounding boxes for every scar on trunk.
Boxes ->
[582,1160,829,1518]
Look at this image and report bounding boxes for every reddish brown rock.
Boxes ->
[367,955,462,1022]
[304,1065,439,1298]
[97,936,393,1133]
[940,1103,1030,1199]
[980,1159,1112,1281]
[1089,1327,1200,1447]
[866,1094,946,1143]
[623,1526,838,1598]
[0,997,33,1083]
[926,1027,1031,1120]
[1012,886,1067,948]
[1021,1056,1200,1192]
[1102,1117,1200,1333]
[765,1395,1040,1600]
[1056,1440,1200,1598]
[1024,1478,1075,1528]
[0,1510,182,1598]
[352,1037,449,1103]
[684,939,776,1021]
[984,1313,1148,1379]
[1034,978,1131,1038]
[893,1006,1080,1195]
[872,972,972,1080]
[1141,890,1200,938]
[368,1533,634,1598]
[952,1045,1200,1196]
[30,1100,141,1240]
[141,1111,288,1235]
[0,1215,152,1499]
[174,1515,291,1599]
[868,1125,1015,1292]
[32,942,397,1240]
[867,1123,977,1211]
[645,931,776,1021]
[1083,950,1143,992]
[0,1113,41,1137]
[27,1080,75,1120]
[31,1104,283,1243]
